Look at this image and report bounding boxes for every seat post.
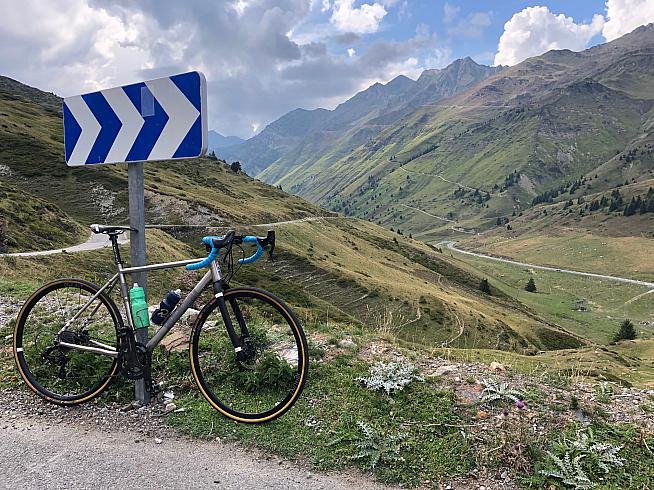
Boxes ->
[109,233,123,265]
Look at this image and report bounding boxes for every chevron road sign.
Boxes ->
[63,71,207,166]
[61,71,207,405]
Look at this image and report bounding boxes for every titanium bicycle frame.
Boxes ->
[56,233,239,359]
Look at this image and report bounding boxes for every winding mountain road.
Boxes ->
[2,232,128,257]
[441,241,654,289]
[0,217,342,258]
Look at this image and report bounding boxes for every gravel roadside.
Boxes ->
[0,389,390,490]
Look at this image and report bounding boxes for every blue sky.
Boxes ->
[291,0,609,68]
[0,0,652,137]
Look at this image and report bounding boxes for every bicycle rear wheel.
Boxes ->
[13,279,121,405]
[190,287,308,423]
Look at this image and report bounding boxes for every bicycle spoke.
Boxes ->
[193,290,306,420]
[15,281,119,402]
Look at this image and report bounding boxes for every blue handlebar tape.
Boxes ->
[185,235,264,270]
[186,247,218,271]
[186,236,220,271]
[239,236,264,265]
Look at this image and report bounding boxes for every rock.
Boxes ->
[159,331,188,354]
[180,308,200,325]
[433,365,457,376]
[164,403,177,413]
[489,361,505,372]
[154,437,163,444]
[120,401,141,412]
[476,410,489,419]
[337,338,357,350]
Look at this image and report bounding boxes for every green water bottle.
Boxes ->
[130,283,150,330]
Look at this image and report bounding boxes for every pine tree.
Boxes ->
[613,319,637,342]
[479,278,491,295]
[525,277,537,293]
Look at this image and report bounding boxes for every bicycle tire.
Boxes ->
[189,286,308,423]
[13,278,122,405]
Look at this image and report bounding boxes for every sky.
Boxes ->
[0,0,653,138]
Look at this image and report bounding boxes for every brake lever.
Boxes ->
[266,230,275,262]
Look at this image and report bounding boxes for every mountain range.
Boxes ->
[0,72,584,353]
[219,24,654,243]
[207,130,244,153]
[218,57,500,176]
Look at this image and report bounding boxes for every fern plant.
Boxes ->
[480,379,524,404]
[541,452,594,489]
[351,421,407,469]
[357,361,424,394]
[542,430,626,488]
[568,432,624,473]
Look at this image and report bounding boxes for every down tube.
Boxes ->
[146,270,213,352]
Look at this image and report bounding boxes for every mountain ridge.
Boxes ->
[207,130,244,153]
[260,24,654,244]
[219,57,500,176]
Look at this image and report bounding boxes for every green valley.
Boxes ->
[3,23,654,490]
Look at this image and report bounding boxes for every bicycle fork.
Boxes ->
[210,262,251,362]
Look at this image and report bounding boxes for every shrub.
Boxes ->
[357,361,424,394]
[540,430,625,489]
[613,319,636,342]
[480,379,524,405]
[351,421,407,469]
[479,278,491,295]
[525,277,537,293]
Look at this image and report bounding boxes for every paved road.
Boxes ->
[0,417,387,490]
[0,217,343,258]
[442,241,654,289]
[2,232,128,257]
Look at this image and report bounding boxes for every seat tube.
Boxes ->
[210,262,242,351]
[118,263,135,329]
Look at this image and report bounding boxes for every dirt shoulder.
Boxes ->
[0,389,389,490]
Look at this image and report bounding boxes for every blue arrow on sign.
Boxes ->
[63,71,207,166]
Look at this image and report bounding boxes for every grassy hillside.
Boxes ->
[0,180,85,252]
[0,74,585,356]
[0,74,329,236]
[459,177,654,280]
[261,25,654,246]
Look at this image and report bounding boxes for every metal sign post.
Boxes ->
[63,71,207,405]
[128,161,149,404]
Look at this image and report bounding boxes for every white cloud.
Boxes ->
[449,11,492,38]
[494,6,604,66]
[330,0,387,34]
[0,0,185,96]
[424,47,453,70]
[603,0,654,41]
[321,0,330,13]
[442,2,459,24]
[347,47,356,57]
[0,0,437,137]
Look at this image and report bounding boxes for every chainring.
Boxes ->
[121,343,149,380]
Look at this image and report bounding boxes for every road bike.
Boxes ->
[13,225,308,423]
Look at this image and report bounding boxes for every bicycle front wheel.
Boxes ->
[13,279,121,405]
[190,287,308,423]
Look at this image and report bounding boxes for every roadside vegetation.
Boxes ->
[1,67,654,488]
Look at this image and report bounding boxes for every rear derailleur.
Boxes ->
[42,330,92,379]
